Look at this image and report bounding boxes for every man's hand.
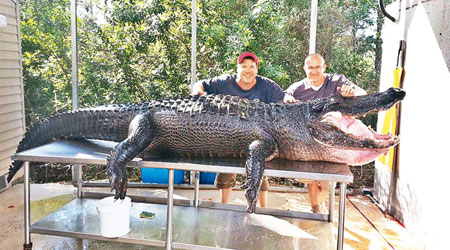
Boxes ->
[283,94,297,103]
[338,84,367,97]
[338,84,356,97]
[190,82,206,96]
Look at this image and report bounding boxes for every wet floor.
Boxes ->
[0,184,420,250]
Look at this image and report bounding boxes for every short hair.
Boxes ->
[304,53,325,66]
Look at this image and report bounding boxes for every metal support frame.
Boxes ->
[76,165,83,198]
[328,181,336,222]
[23,161,32,250]
[193,171,200,207]
[23,159,349,249]
[166,169,174,249]
[20,139,352,250]
[337,182,347,250]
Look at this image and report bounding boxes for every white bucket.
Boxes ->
[97,196,131,238]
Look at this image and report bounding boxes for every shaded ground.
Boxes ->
[0,183,421,250]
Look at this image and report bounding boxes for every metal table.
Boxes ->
[15,139,353,250]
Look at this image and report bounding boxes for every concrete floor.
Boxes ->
[0,183,420,250]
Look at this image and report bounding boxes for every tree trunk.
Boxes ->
[375,6,384,86]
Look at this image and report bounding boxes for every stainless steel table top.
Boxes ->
[14,139,353,182]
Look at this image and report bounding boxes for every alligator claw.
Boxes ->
[240,181,250,190]
[110,175,128,200]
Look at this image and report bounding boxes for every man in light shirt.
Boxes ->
[284,53,366,213]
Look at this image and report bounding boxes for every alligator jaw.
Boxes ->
[308,111,399,165]
[311,111,399,148]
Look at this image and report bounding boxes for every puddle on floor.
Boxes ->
[31,194,75,223]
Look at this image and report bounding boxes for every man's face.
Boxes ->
[237,58,258,85]
[304,56,326,83]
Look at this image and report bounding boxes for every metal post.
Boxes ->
[70,0,78,110]
[23,161,32,249]
[193,171,200,207]
[77,165,83,198]
[309,0,318,54]
[328,181,336,222]
[337,182,347,250]
[190,0,197,86]
[70,0,80,188]
[166,169,174,250]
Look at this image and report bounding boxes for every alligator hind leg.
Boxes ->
[241,139,277,213]
[107,113,156,199]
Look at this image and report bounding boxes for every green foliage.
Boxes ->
[21,0,72,122]
[196,0,381,91]
[77,0,192,106]
[21,0,382,121]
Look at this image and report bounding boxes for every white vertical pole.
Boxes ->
[191,0,197,86]
[328,181,336,222]
[71,0,78,110]
[71,0,81,185]
[309,0,318,54]
[166,169,174,249]
[23,162,31,248]
[337,182,347,250]
[194,171,200,207]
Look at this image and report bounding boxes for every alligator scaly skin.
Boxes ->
[8,88,406,213]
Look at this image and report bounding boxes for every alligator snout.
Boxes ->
[387,87,406,101]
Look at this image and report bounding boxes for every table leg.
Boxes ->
[76,164,83,198]
[329,181,336,222]
[193,171,200,207]
[166,169,174,250]
[337,182,347,250]
[23,161,32,250]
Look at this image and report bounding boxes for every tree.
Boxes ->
[21,0,72,123]
[21,0,383,119]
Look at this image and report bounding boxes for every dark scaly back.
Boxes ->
[148,94,288,158]
[152,94,283,122]
[7,94,285,182]
[7,103,146,182]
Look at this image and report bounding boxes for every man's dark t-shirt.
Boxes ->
[198,74,285,103]
[285,73,357,101]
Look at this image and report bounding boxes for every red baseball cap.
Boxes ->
[237,52,258,67]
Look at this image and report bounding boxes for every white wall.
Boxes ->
[375,1,450,249]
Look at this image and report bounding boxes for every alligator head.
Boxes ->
[306,87,406,165]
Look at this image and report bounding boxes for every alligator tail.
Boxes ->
[7,104,141,183]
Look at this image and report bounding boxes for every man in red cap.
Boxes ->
[191,52,285,208]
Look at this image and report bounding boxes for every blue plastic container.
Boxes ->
[141,168,184,184]
[200,172,216,184]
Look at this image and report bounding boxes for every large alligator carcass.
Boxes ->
[8,87,405,212]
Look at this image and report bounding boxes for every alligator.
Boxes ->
[8,87,405,213]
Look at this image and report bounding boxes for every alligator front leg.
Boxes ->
[241,139,277,213]
[107,113,156,199]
